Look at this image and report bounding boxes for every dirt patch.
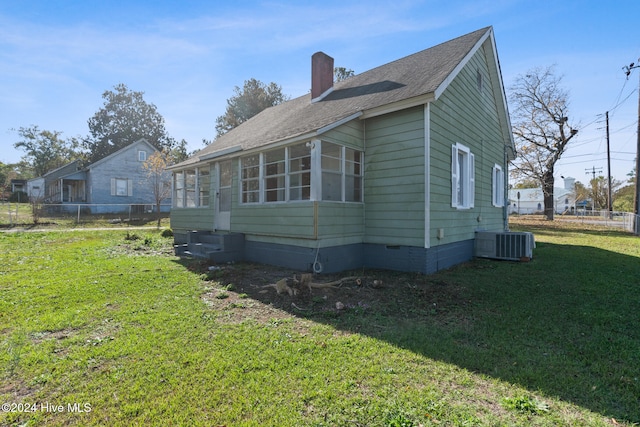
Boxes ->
[197,262,473,327]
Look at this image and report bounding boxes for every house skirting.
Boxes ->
[244,239,474,274]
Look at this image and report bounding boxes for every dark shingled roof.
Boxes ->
[176,27,492,168]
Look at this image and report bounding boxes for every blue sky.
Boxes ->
[1,0,639,184]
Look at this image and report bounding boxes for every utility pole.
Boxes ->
[606,111,612,217]
[586,166,603,210]
[623,60,640,233]
[586,166,603,181]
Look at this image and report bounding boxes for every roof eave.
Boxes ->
[360,93,435,119]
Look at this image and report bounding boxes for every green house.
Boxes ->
[169,26,514,274]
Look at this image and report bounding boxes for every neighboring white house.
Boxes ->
[26,177,45,200]
[509,177,576,214]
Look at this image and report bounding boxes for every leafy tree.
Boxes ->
[141,151,173,228]
[13,126,82,177]
[512,178,539,189]
[85,83,173,163]
[215,78,289,138]
[168,138,190,163]
[509,66,579,220]
[613,184,635,212]
[334,67,355,82]
[0,162,16,200]
[588,175,621,210]
[612,169,636,212]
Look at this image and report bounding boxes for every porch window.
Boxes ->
[241,155,260,203]
[289,144,311,201]
[264,148,286,202]
[241,143,312,204]
[198,169,211,207]
[492,164,504,207]
[321,142,362,202]
[345,148,362,202]
[239,142,360,204]
[185,170,196,207]
[173,168,209,208]
[451,143,475,209]
[174,172,185,208]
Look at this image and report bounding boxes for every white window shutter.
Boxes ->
[491,165,497,206]
[469,153,475,208]
[451,144,458,207]
[497,168,504,207]
[111,178,116,196]
[127,179,133,196]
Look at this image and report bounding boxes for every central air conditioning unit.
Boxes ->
[474,231,535,261]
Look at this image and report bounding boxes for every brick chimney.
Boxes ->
[311,52,334,101]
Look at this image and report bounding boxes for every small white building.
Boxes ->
[509,177,576,214]
[26,177,45,200]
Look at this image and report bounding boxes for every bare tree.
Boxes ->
[509,66,579,220]
[142,151,172,228]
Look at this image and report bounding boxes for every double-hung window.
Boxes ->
[111,178,132,197]
[451,143,475,209]
[492,164,505,207]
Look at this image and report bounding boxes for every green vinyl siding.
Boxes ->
[170,208,215,231]
[316,202,364,245]
[364,106,425,246]
[320,119,364,149]
[429,44,506,246]
[233,203,316,238]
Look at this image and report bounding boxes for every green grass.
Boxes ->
[0,220,638,426]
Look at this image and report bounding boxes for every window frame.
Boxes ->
[198,168,211,208]
[240,143,313,204]
[451,143,475,209]
[111,178,133,197]
[173,167,211,208]
[320,141,363,203]
[240,154,261,204]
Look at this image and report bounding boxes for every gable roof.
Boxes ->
[175,26,511,168]
[87,138,157,170]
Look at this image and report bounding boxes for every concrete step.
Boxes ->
[175,232,245,263]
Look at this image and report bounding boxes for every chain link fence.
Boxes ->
[2,202,171,226]
[511,209,639,234]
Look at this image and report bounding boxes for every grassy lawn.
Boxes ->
[1,219,638,426]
